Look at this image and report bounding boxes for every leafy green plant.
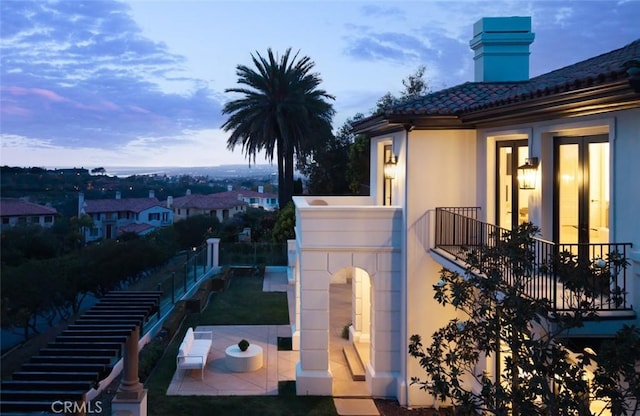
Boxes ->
[409,222,638,415]
[342,323,351,340]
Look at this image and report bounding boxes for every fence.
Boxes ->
[219,242,288,266]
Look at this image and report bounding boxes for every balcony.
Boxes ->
[433,207,633,313]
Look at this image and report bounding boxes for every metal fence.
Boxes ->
[219,242,288,266]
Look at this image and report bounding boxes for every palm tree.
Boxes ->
[222,48,335,209]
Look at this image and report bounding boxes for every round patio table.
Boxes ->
[225,344,263,372]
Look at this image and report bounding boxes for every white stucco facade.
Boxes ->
[291,106,640,406]
[291,17,639,408]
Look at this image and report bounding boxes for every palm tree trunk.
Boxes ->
[277,137,286,209]
[283,146,295,207]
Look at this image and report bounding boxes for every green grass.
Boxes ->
[199,275,290,325]
[145,273,337,416]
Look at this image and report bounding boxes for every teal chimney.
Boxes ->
[470,16,535,82]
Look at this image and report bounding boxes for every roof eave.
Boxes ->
[351,115,389,135]
[352,114,470,136]
[461,81,640,127]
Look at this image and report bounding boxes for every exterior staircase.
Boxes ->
[0,291,162,415]
[342,341,369,381]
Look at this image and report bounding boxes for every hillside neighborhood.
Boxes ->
[1,11,639,416]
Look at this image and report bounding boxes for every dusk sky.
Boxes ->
[1,1,639,169]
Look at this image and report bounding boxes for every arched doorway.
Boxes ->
[294,246,401,398]
[329,267,371,396]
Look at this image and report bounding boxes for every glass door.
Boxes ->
[496,140,530,230]
[554,135,609,245]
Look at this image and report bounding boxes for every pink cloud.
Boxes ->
[2,86,68,103]
[74,99,121,112]
[0,104,32,116]
[3,86,29,96]
[31,88,67,102]
[128,105,151,114]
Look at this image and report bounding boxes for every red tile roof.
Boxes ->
[386,39,640,117]
[119,223,154,234]
[225,190,277,199]
[0,198,58,216]
[171,193,248,210]
[83,197,165,214]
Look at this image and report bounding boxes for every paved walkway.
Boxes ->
[166,270,379,415]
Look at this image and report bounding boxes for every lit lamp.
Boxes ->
[383,154,397,179]
[517,157,539,190]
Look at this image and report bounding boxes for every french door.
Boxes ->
[496,140,530,230]
[554,135,609,245]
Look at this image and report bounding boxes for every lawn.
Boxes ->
[199,274,289,325]
[145,273,337,416]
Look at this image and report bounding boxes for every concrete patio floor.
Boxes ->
[166,270,379,415]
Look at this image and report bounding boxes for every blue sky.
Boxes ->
[1,0,639,168]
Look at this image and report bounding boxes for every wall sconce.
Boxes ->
[383,154,397,179]
[517,157,539,190]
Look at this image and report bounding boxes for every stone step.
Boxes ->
[342,345,365,381]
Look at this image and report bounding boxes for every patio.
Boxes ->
[165,270,379,414]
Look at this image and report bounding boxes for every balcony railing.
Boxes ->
[434,207,633,311]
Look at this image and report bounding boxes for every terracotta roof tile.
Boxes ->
[0,198,58,216]
[119,223,154,234]
[83,197,164,214]
[386,38,639,117]
[171,193,248,210]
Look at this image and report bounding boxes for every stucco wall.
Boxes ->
[402,129,478,407]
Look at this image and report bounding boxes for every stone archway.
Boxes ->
[294,248,401,398]
[329,267,372,396]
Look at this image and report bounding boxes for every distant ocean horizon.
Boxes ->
[44,164,281,179]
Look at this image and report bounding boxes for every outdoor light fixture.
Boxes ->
[383,154,397,179]
[517,157,539,190]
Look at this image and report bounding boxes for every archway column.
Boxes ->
[295,251,332,395]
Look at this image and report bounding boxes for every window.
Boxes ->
[148,212,160,221]
[44,216,53,223]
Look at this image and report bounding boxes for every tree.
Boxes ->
[222,48,335,208]
[299,116,353,195]
[409,223,637,415]
[373,65,431,114]
[345,113,370,195]
[272,202,295,243]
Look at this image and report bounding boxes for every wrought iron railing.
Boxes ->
[434,207,632,311]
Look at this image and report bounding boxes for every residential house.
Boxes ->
[79,191,173,242]
[290,16,640,409]
[168,189,247,223]
[231,186,279,211]
[0,198,57,229]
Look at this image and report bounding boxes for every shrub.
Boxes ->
[138,337,166,382]
[162,301,186,339]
